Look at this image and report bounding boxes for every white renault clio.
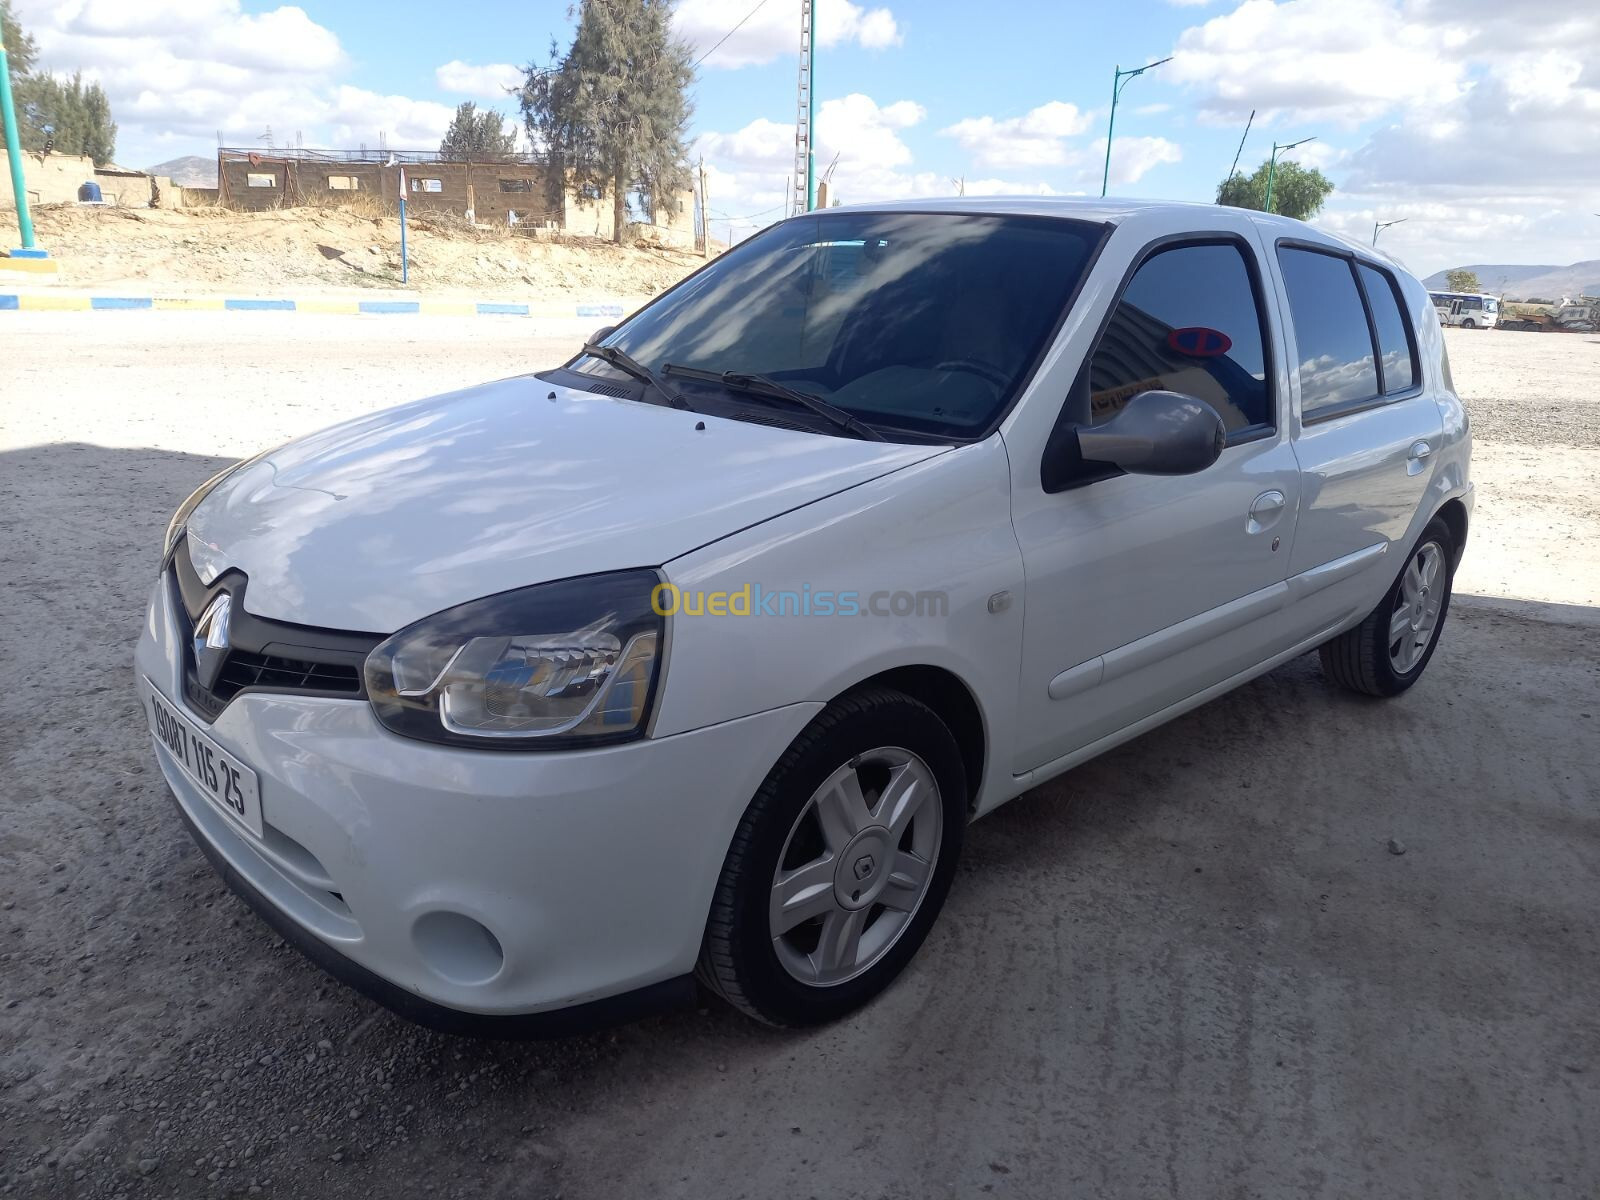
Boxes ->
[138,198,1471,1033]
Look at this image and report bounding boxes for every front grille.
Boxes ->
[213,651,362,702]
[168,541,383,721]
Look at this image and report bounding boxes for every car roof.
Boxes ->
[818,195,1406,272]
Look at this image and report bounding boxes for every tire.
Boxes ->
[697,687,967,1027]
[1461,318,1476,328]
[1319,517,1455,697]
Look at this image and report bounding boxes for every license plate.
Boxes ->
[146,684,263,838]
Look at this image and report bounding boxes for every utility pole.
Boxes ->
[698,156,709,258]
[1264,136,1315,214]
[794,0,817,215]
[1,33,39,252]
[1101,56,1172,198]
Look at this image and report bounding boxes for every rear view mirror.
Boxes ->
[1042,390,1226,492]
[590,324,617,344]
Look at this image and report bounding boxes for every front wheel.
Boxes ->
[697,687,967,1027]
[1461,318,1476,328]
[1319,517,1455,696]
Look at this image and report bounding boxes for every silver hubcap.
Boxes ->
[1389,540,1446,673]
[769,746,942,987]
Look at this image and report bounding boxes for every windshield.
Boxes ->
[574,211,1103,440]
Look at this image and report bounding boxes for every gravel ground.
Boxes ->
[2,317,1597,1199]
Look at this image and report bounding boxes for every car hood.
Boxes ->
[184,375,946,632]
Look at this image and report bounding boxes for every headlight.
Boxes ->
[363,570,665,749]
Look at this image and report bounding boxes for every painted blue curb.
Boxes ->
[7,248,51,259]
[0,293,626,316]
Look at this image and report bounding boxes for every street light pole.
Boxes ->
[1264,136,1316,214]
[1373,217,1407,245]
[1100,56,1172,199]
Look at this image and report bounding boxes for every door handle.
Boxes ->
[1246,489,1286,535]
[1407,440,1432,475]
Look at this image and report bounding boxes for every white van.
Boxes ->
[1429,291,1499,328]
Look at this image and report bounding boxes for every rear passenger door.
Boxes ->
[1269,241,1443,638]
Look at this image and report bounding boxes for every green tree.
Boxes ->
[1216,159,1334,221]
[438,101,519,161]
[1445,269,1481,294]
[1,0,39,74]
[518,0,694,244]
[17,72,117,164]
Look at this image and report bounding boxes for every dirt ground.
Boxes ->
[1,321,1596,1199]
[18,203,707,301]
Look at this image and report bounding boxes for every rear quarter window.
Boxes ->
[1356,263,1418,394]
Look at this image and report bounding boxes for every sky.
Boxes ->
[12,0,1600,277]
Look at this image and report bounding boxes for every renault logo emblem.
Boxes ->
[853,854,875,881]
[193,593,233,690]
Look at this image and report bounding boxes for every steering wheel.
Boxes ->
[935,359,1009,387]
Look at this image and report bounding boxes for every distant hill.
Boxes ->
[146,155,217,188]
[1424,260,1600,300]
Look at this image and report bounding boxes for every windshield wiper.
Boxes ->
[581,343,692,411]
[662,364,884,441]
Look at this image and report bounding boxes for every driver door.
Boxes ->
[1005,232,1302,773]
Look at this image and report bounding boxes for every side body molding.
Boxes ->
[1045,542,1387,703]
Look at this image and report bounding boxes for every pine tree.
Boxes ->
[518,0,694,244]
[4,1,118,166]
[17,72,118,164]
[438,102,519,161]
[1,0,38,74]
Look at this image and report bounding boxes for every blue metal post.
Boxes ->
[398,166,408,285]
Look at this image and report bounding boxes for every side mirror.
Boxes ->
[590,324,617,344]
[1042,390,1226,492]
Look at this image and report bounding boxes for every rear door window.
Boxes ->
[1357,263,1417,394]
[1088,241,1272,436]
[1277,247,1379,418]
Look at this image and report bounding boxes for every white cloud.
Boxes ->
[1161,0,1600,269]
[1168,0,1464,127]
[940,101,1095,169]
[675,0,901,69]
[1093,135,1183,187]
[699,94,926,174]
[696,94,1068,242]
[12,0,468,160]
[434,61,523,98]
[327,88,459,149]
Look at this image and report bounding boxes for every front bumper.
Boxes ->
[135,576,822,1032]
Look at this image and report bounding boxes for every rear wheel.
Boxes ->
[1461,317,1476,328]
[1319,517,1455,696]
[697,687,966,1027]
